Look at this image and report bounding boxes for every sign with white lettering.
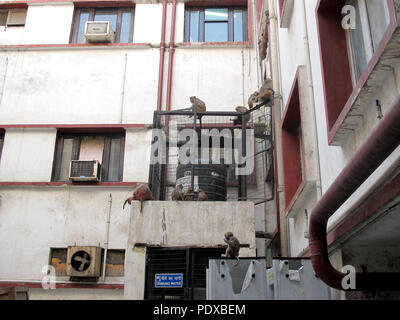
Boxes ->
[155,273,183,288]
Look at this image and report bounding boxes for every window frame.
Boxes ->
[0,132,4,163]
[71,7,135,44]
[52,132,125,183]
[315,0,397,144]
[184,6,248,43]
[344,0,390,86]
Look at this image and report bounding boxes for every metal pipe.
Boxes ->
[157,0,168,111]
[102,193,112,282]
[166,0,177,111]
[301,0,322,200]
[119,53,128,123]
[309,98,400,290]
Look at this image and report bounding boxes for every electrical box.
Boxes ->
[267,258,332,300]
[206,258,267,300]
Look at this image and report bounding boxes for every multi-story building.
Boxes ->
[0,0,270,300]
[1,0,399,301]
[259,0,400,299]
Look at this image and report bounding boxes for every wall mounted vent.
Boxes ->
[66,246,102,278]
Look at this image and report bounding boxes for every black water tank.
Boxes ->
[176,163,227,201]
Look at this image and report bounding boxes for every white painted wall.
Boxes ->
[0,186,132,280]
[123,128,153,183]
[23,4,74,45]
[0,128,56,182]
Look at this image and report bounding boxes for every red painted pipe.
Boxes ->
[157,0,168,111]
[166,0,177,111]
[309,98,400,290]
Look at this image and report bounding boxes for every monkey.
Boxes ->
[197,189,208,201]
[123,183,153,213]
[123,196,134,209]
[183,186,194,201]
[221,232,240,266]
[231,106,250,126]
[171,184,184,201]
[248,91,259,109]
[190,96,207,112]
[257,79,274,102]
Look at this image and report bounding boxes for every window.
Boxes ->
[0,9,27,27]
[345,0,390,85]
[52,133,125,182]
[71,7,134,43]
[184,7,248,42]
[281,76,304,210]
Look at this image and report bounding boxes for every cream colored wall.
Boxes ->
[124,201,256,299]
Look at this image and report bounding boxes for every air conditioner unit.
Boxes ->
[69,160,101,182]
[84,21,115,43]
[6,9,27,26]
[66,246,102,278]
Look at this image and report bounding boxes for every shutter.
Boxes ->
[6,9,27,26]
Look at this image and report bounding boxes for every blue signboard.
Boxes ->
[155,273,183,288]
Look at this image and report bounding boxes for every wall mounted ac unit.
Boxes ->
[66,246,102,278]
[69,160,101,182]
[84,21,115,43]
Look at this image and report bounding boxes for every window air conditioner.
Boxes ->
[66,246,102,278]
[69,160,101,182]
[84,21,115,43]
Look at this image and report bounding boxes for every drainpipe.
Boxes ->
[102,194,112,282]
[301,0,322,200]
[268,0,288,256]
[157,0,168,111]
[166,0,177,111]
[309,98,400,290]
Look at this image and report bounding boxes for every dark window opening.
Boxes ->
[144,247,225,300]
[184,7,248,42]
[52,133,125,182]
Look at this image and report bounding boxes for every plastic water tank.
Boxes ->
[176,164,227,201]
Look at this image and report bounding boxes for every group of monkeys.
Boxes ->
[121,82,272,264]
[171,184,207,201]
[122,184,241,263]
[189,79,274,120]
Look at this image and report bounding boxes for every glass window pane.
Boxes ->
[94,10,117,32]
[59,138,74,181]
[190,11,199,42]
[347,0,367,82]
[205,22,228,42]
[366,0,389,51]
[234,10,243,42]
[205,8,228,21]
[108,138,121,181]
[120,12,132,43]
[77,11,90,44]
